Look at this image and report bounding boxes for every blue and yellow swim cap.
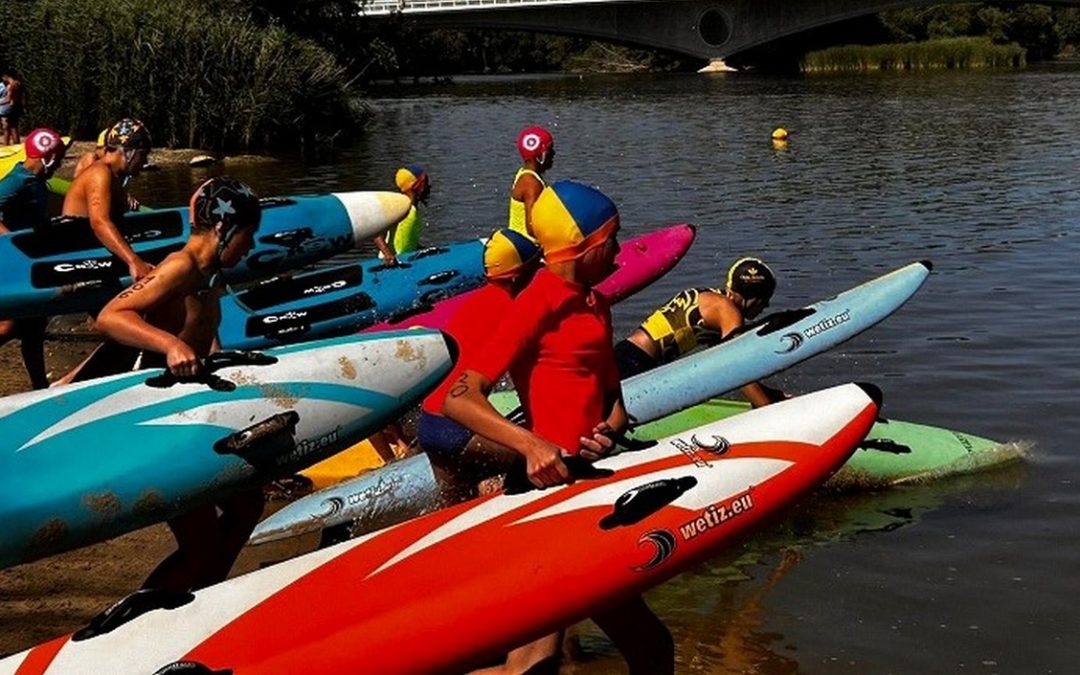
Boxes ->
[484,228,541,279]
[530,180,619,263]
[395,165,428,193]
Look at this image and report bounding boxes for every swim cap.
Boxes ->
[726,257,776,300]
[24,128,65,161]
[517,126,554,162]
[96,129,108,148]
[530,180,619,263]
[105,118,152,151]
[394,165,428,193]
[484,228,540,279]
[189,177,261,233]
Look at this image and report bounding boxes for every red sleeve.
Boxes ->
[468,282,550,384]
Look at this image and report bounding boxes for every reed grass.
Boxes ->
[0,0,363,150]
[802,37,1026,72]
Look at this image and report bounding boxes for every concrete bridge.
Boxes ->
[359,0,1080,62]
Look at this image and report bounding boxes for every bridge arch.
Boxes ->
[361,0,1080,62]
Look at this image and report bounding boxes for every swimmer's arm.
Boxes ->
[702,292,787,408]
[94,260,195,355]
[85,167,141,268]
[516,175,544,238]
[580,398,628,461]
[442,369,570,488]
[0,221,9,235]
[373,232,397,265]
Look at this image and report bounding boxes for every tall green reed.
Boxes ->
[803,37,1026,72]
[0,0,363,150]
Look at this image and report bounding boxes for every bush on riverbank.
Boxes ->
[802,37,1026,72]
[0,0,363,150]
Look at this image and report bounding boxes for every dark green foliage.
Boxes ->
[0,0,363,150]
[880,4,1073,60]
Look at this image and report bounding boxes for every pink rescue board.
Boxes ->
[363,223,696,333]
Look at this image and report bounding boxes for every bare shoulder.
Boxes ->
[70,161,110,195]
[699,290,742,331]
[698,289,732,311]
[514,172,544,200]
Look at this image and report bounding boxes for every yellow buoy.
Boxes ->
[772,127,789,141]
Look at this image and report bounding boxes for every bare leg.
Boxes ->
[197,488,265,589]
[17,318,49,389]
[368,430,398,464]
[142,506,220,593]
[470,632,563,675]
[429,434,518,505]
[592,595,674,675]
[56,341,141,386]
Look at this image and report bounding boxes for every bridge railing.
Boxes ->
[360,0,620,16]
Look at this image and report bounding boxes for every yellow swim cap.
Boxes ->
[484,228,540,279]
[394,165,428,193]
[772,128,789,141]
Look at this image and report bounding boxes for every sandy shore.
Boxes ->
[57,140,277,180]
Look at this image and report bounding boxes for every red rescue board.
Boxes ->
[4,382,879,675]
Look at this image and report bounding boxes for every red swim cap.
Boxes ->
[517,126,554,162]
[24,128,65,160]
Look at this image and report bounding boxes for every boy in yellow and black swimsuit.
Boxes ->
[614,257,786,407]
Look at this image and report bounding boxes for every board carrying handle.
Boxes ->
[503,455,615,495]
[144,350,278,391]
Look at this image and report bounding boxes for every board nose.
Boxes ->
[854,382,884,408]
[331,191,411,243]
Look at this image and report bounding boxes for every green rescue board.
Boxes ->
[629,398,1023,489]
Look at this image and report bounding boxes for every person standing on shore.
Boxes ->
[0,128,68,389]
[62,118,154,281]
[0,71,26,145]
[444,180,674,675]
[65,177,266,593]
[508,125,554,237]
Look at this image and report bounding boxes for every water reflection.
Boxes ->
[566,466,1026,674]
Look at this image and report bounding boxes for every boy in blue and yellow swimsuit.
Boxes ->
[614,257,787,407]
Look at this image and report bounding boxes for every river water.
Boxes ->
[131,65,1079,673]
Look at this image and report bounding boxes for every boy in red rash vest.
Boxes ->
[443,180,674,675]
[416,228,542,498]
